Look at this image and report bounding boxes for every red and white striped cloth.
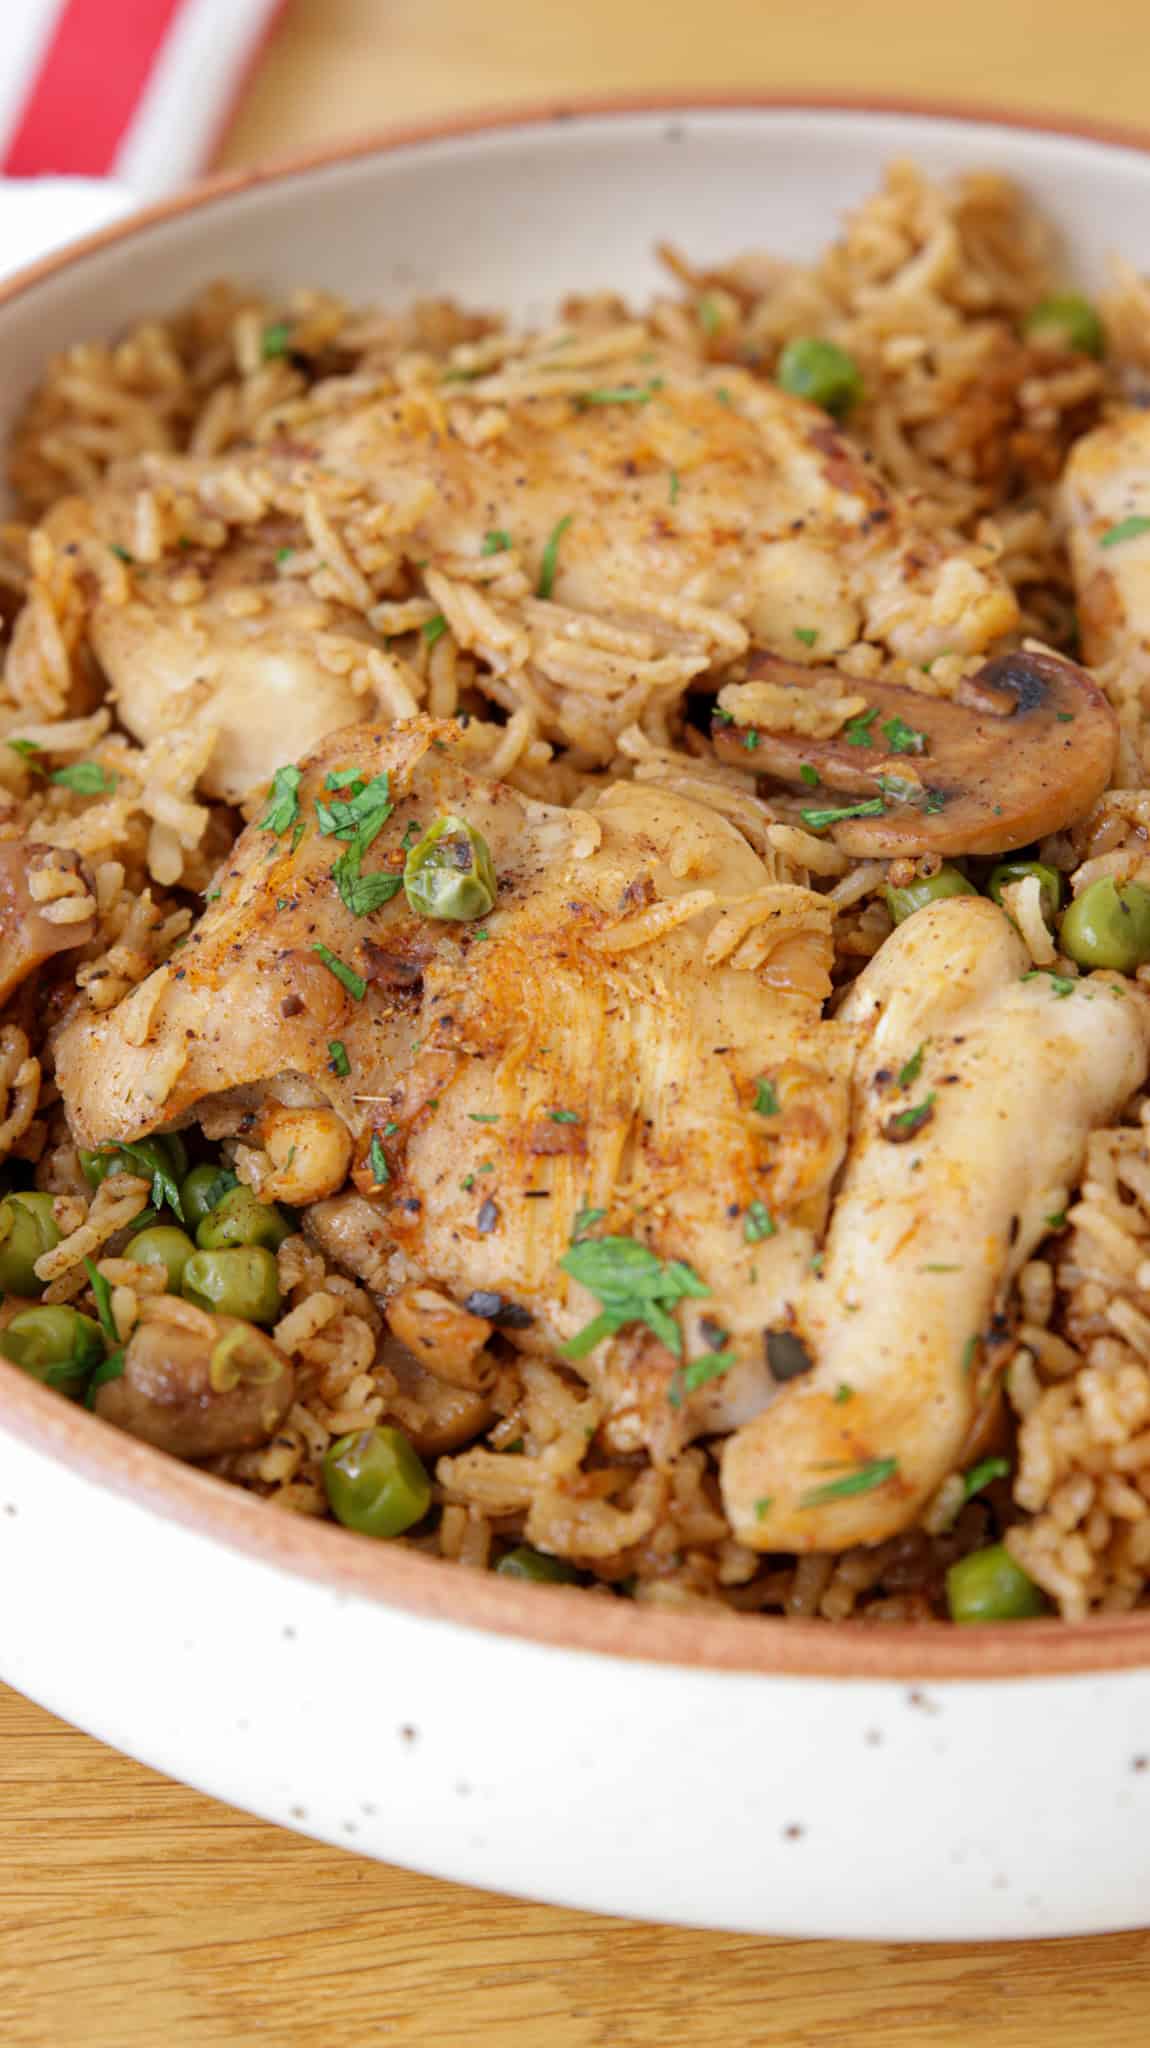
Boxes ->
[0,0,284,197]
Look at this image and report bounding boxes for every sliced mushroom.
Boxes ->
[383,1337,497,1456]
[710,648,1117,855]
[93,1296,294,1460]
[0,841,97,1006]
[386,1283,494,1391]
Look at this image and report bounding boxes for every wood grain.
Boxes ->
[7,3,1150,2041]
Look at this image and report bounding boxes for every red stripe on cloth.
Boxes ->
[2,0,188,177]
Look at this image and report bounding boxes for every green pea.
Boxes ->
[0,1305,103,1392]
[885,865,978,926]
[776,337,863,419]
[403,813,497,922]
[1023,293,1104,358]
[946,1543,1046,1624]
[1060,878,1150,973]
[322,1426,431,1539]
[181,1163,239,1232]
[130,1226,196,1291]
[182,1246,281,1325]
[987,860,1064,925]
[195,1184,291,1252]
[0,1192,60,1297]
[495,1545,582,1585]
[79,1135,179,1191]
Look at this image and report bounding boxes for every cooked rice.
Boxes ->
[8,158,1150,1623]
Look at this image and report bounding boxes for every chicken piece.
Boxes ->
[44,497,377,803]
[1062,407,1150,683]
[59,354,1019,781]
[721,897,1150,1551]
[0,840,97,1005]
[55,716,851,1449]
[711,647,1117,856]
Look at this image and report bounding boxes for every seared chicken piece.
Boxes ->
[55,716,850,1448]
[55,354,1019,784]
[722,898,1150,1550]
[1062,407,1150,684]
[712,646,1117,856]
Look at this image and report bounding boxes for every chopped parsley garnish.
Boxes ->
[548,1109,580,1124]
[793,627,818,648]
[99,1142,185,1222]
[7,738,42,769]
[698,295,721,337]
[843,706,878,747]
[962,1334,979,1376]
[559,1236,709,1360]
[572,1206,606,1239]
[669,1349,736,1408]
[578,380,664,407]
[328,1040,351,1077]
[109,544,134,564]
[275,546,294,563]
[422,613,448,647]
[1045,1209,1068,1231]
[84,1258,119,1348]
[258,763,302,836]
[898,1043,924,1089]
[333,854,402,918]
[743,1201,776,1244]
[369,1133,389,1186]
[289,817,307,856]
[312,944,365,999]
[669,468,681,504]
[881,714,926,755]
[963,1455,1010,1501]
[754,1496,773,1521]
[715,386,733,408]
[469,1112,501,1124]
[742,730,760,751]
[461,1174,475,1192]
[800,796,885,833]
[1056,711,1075,724]
[833,1383,854,1405]
[1023,970,1076,997]
[799,764,819,788]
[799,1457,898,1509]
[317,769,397,916]
[537,514,572,600]
[261,321,291,359]
[1100,515,1150,549]
[482,530,512,555]
[384,1122,399,1136]
[51,760,116,796]
[887,1092,936,1138]
[753,1079,780,1116]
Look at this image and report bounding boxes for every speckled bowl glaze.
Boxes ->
[4,100,1150,1941]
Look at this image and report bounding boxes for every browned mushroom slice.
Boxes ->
[710,649,1117,855]
[0,841,98,1006]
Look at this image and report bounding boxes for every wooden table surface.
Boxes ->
[7,3,1150,2041]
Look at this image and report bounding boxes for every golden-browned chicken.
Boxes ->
[48,345,1021,793]
[56,721,1149,1547]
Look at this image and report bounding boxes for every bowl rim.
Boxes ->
[5,88,1150,1685]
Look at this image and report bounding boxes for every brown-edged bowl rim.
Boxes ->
[4,88,1150,1686]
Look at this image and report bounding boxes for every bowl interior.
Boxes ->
[4,98,1150,1678]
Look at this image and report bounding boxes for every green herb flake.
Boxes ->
[898,1043,925,1089]
[793,626,818,648]
[1100,515,1150,549]
[50,760,116,796]
[799,764,819,788]
[109,544,134,564]
[369,1133,389,1186]
[963,1455,1010,1501]
[84,1258,119,1349]
[1045,1209,1068,1231]
[258,763,302,836]
[698,295,721,337]
[888,1092,936,1138]
[843,706,878,747]
[275,546,294,563]
[559,1236,710,1362]
[422,613,448,647]
[962,1334,979,1376]
[742,730,760,752]
[549,1109,580,1124]
[460,1174,475,1191]
[469,1112,501,1124]
[1023,969,1076,998]
[754,1496,773,1521]
[572,1206,606,1240]
[799,1457,898,1510]
[743,1200,776,1244]
[715,386,733,408]
[920,1262,962,1273]
[7,738,42,766]
[99,1141,185,1223]
[312,943,365,1000]
[481,530,512,556]
[1056,711,1075,724]
[537,514,573,599]
[328,1040,351,1078]
[578,380,664,408]
[384,1123,399,1136]
[833,1383,854,1405]
[800,796,886,834]
[261,320,291,360]
[753,1079,780,1117]
[669,1349,736,1409]
[669,468,681,505]
[881,715,927,755]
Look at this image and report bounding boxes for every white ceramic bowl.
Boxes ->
[4,99,1150,1942]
